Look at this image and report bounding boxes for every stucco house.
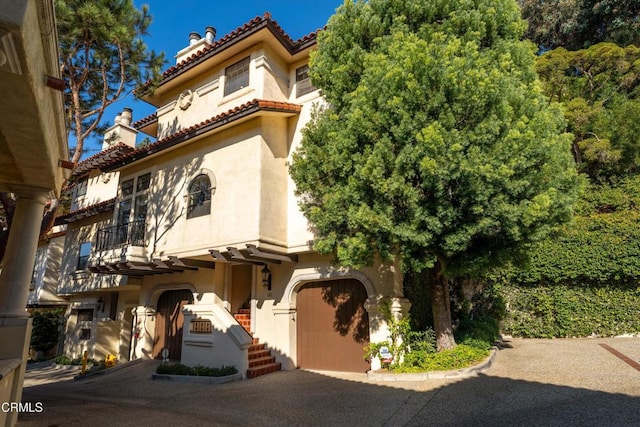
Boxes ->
[57,13,410,379]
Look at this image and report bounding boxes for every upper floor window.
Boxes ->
[71,176,89,210]
[224,57,250,96]
[76,176,88,198]
[136,173,151,192]
[296,65,316,97]
[187,175,212,219]
[118,173,150,224]
[115,173,150,246]
[77,242,92,270]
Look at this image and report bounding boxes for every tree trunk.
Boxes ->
[430,258,456,351]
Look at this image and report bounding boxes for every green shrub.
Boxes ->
[455,317,500,348]
[192,365,238,377]
[30,310,63,353]
[395,345,489,373]
[156,363,237,377]
[458,338,493,350]
[54,355,72,365]
[363,300,436,369]
[365,299,493,372]
[54,355,94,366]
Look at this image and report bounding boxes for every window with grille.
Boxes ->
[71,176,89,210]
[224,57,250,96]
[187,175,212,219]
[113,173,150,247]
[76,176,88,197]
[296,64,316,97]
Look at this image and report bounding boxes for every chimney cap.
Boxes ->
[189,32,201,45]
[120,107,133,126]
[205,26,216,44]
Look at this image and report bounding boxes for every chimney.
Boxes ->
[189,32,201,46]
[102,107,137,150]
[205,26,216,44]
[120,107,133,127]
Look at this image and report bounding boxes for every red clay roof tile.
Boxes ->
[143,14,318,91]
[72,143,136,178]
[57,198,116,224]
[101,99,301,172]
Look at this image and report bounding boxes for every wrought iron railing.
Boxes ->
[96,220,145,251]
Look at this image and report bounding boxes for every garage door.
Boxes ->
[154,289,193,360]
[297,279,370,372]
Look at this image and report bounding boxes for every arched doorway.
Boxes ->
[296,279,370,372]
[153,289,193,360]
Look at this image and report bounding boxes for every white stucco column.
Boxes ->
[130,306,156,360]
[272,304,296,370]
[0,188,48,317]
[364,296,411,370]
[0,187,48,427]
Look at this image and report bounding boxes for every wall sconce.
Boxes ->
[261,264,272,291]
[97,296,105,312]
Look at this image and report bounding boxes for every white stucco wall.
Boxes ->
[28,233,67,306]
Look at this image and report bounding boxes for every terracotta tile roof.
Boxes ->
[144,13,319,91]
[132,113,158,130]
[72,143,136,178]
[56,198,116,224]
[101,98,301,172]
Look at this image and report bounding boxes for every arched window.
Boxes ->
[187,174,212,219]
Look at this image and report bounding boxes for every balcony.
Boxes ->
[96,220,145,251]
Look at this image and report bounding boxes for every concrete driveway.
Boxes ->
[16,338,640,426]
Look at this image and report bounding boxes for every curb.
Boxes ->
[151,372,242,384]
[366,346,497,382]
[51,364,82,371]
[73,358,150,380]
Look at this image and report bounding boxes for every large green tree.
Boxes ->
[536,43,640,180]
[0,0,164,265]
[518,0,640,50]
[290,0,580,350]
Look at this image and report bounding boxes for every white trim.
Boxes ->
[255,55,289,86]
[279,268,375,308]
[157,100,177,116]
[145,283,198,307]
[196,78,219,96]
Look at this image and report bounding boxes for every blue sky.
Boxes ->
[81,0,343,157]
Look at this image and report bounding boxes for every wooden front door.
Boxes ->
[154,289,193,360]
[296,279,370,372]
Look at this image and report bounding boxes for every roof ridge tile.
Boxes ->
[101,99,301,171]
[143,14,317,89]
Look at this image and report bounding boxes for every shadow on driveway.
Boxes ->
[17,338,640,426]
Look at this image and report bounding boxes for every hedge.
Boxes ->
[498,284,640,338]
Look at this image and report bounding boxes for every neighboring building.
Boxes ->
[28,226,67,309]
[57,14,409,378]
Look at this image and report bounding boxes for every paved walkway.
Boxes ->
[15,338,640,426]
